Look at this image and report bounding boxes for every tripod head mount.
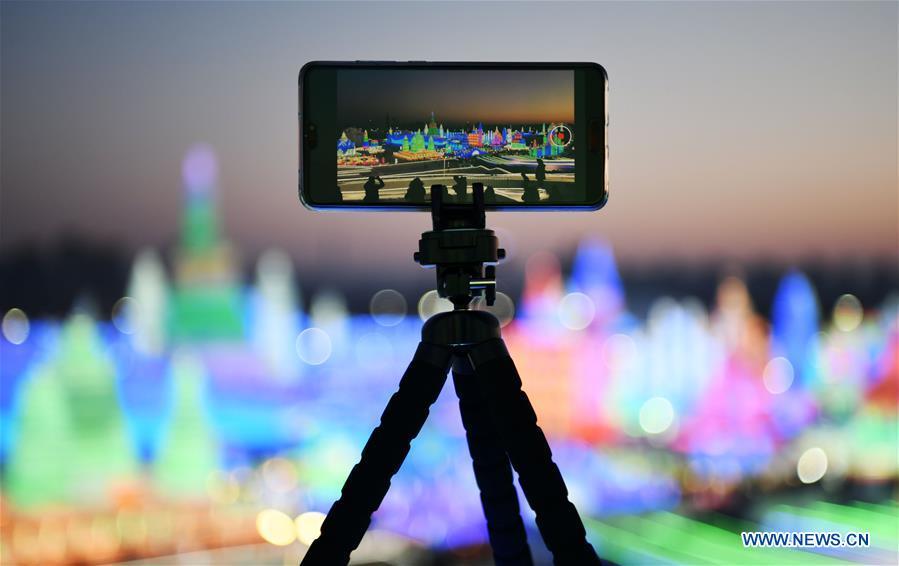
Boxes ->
[414,183,505,309]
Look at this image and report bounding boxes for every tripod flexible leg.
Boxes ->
[301,342,453,565]
[469,339,602,566]
[452,356,534,566]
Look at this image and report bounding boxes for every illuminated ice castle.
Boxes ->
[4,145,303,509]
[169,145,244,343]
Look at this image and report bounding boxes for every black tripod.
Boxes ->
[301,184,601,565]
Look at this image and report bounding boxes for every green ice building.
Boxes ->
[168,148,245,343]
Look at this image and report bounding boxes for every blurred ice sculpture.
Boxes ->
[310,289,349,354]
[253,249,300,380]
[520,251,564,327]
[6,364,71,506]
[712,275,768,363]
[7,315,138,507]
[170,144,243,343]
[127,248,169,355]
[154,350,219,496]
[61,315,138,501]
[180,144,222,254]
[644,298,717,415]
[569,238,624,328]
[770,270,820,387]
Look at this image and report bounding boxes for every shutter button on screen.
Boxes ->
[548,125,572,147]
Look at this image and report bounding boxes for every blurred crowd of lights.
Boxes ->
[2,260,893,563]
[0,146,895,565]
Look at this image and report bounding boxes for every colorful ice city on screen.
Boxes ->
[0,146,896,564]
[336,114,574,204]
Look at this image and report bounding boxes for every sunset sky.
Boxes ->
[1,1,896,275]
[336,68,574,128]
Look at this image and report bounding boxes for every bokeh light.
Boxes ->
[472,292,516,327]
[797,447,828,484]
[370,289,407,327]
[295,511,326,546]
[833,294,863,332]
[762,357,794,394]
[2,307,30,344]
[639,397,675,435]
[295,328,332,365]
[417,290,454,321]
[558,292,596,330]
[256,509,296,546]
[111,297,137,335]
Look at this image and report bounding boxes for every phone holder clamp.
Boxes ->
[413,183,505,308]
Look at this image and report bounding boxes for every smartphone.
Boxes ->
[299,61,608,210]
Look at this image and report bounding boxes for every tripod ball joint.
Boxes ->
[415,184,505,307]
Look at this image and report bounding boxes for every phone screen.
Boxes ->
[301,63,606,210]
[337,68,573,205]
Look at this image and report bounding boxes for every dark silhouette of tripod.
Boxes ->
[301,184,601,566]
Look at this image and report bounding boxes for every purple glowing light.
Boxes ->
[182,144,219,193]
